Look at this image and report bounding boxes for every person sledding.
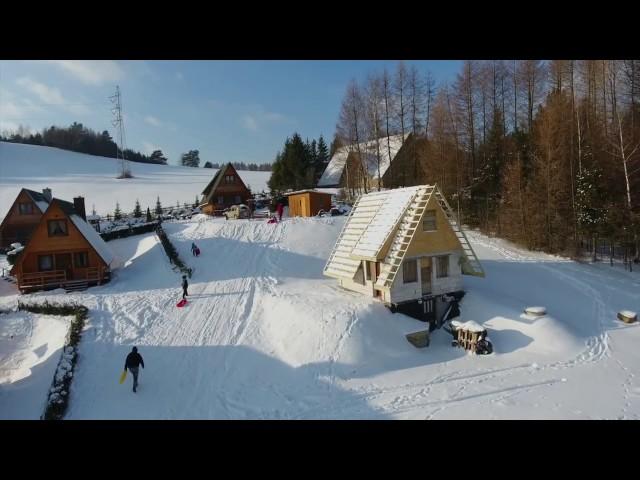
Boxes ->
[191,242,200,257]
[276,202,284,222]
[182,275,189,299]
[124,346,145,393]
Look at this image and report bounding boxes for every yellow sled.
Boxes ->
[119,370,127,384]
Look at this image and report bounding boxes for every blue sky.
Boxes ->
[0,60,462,166]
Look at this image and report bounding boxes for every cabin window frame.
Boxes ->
[403,258,418,284]
[225,175,235,184]
[436,255,449,278]
[38,254,54,271]
[423,210,437,232]
[74,251,89,268]
[47,219,68,237]
[18,202,35,215]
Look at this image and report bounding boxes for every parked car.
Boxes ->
[224,204,250,220]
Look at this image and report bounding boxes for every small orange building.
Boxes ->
[200,163,252,215]
[9,197,115,292]
[285,190,332,217]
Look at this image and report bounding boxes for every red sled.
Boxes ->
[267,218,278,224]
[176,299,187,307]
[195,248,200,256]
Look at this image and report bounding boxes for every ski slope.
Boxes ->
[1,216,639,419]
[0,141,271,218]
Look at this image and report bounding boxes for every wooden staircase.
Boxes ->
[433,188,485,278]
[374,186,435,289]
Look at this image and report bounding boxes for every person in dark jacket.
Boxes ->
[182,275,189,299]
[276,202,284,222]
[124,346,145,393]
[191,242,198,256]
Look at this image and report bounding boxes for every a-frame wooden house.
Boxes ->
[323,184,484,328]
[200,163,252,215]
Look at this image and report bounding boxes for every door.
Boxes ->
[55,253,73,280]
[420,257,432,295]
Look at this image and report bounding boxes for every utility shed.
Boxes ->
[285,190,332,217]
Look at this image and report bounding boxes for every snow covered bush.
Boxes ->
[17,301,88,420]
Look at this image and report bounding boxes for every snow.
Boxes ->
[620,310,636,318]
[69,214,115,266]
[0,213,639,419]
[451,320,486,333]
[525,306,547,316]
[34,201,49,213]
[0,142,271,218]
[0,311,72,419]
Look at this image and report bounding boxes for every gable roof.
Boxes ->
[10,199,115,272]
[201,163,249,202]
[323,186,427,280]
[23,189,51,213]
[317,133,407,187]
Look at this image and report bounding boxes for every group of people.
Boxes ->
[122,204,290,394]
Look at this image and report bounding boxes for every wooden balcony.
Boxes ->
[18,266,110,292]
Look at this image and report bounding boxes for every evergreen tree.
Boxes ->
[155,196,163,216]
[180,150,200,168]
[133,199,142,218]
[203,161,214,168]
[149,150,168,165]
[114,203,122,221]
[146,207,152,222]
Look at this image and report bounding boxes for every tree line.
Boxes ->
[267,134,330,192]
[335,60,640,260]
[0,122,168,165]
[203,161,272,171]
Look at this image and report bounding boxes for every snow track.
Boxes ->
[2,217,639,419]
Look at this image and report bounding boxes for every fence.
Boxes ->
[577,237,639,271]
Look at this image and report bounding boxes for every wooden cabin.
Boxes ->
[285,190,332,217]
[317,134,406,193]
[323,185,484,329]
[200,163,252,215]
[10,197,115,293]
[381,134,431,188]
[0,188,55,250]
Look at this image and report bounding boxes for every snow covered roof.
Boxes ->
[69,214,115,266]
[86,214,101,221]
[450,320,485,333]
[317,134,407,187]
[284,189,332,197]
[324,185,432,279]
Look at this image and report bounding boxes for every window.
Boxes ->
[74,252,88,268]
[38,255,53,271]
[18,202,34,215]
[217,196,224,205]
[423,210,437,231]
[48,219,68,237]
[437,255,449,278]
[403,259,417,283]
[225,175,235,183]
[354,262,365,285]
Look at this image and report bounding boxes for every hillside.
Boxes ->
[1,215,639,419]
[0,142,272,218]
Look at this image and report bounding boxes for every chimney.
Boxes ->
[42,188,52,202]
[73,196,86,221]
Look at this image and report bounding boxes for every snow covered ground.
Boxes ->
[0,311,72,419]
[0,215,639,419]
[0,142,271,217]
